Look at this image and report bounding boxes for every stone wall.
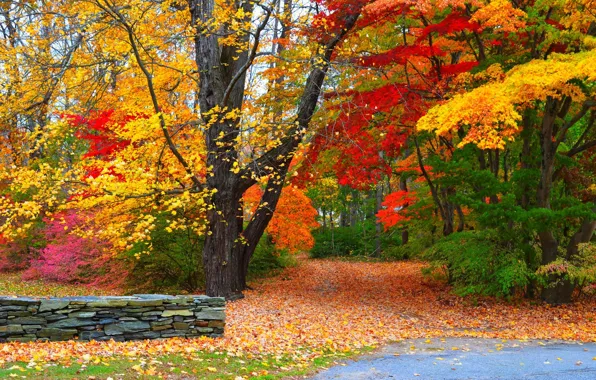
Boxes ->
[0,295,225,342]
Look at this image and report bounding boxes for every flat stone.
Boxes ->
[79,326,98,331]
[151,324,172,331]
[8,336,36,342]
[173,322,189,330]
[0,297,39,306]
[122,307,155,313]
[104,321,150,335]
[124,331,160,340]
[37,328,77,338]
[0,306,26,311]
[44,314,68,322]
[150,318,173,326]
[7,311,32,317]
[208,320,225,328]
[48,318,98,328]
[118,317,138,321]
[164,296,193,305]
[69,312,96,318]
[87,299,128,308]
[194,310,225,320]
[160,331,187,338]
[133,294,175,300]
[196,327,214,333]
[127,299,164,307]
[142,311,164,317]
[0,325,24,335]
[79,331,106,340]
[39,300,70,312]
[23,325,43,331]
[162,309,193,317]
[11,317,46,325]
[97,318,118,325]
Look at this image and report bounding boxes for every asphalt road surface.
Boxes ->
[312,338,596,379]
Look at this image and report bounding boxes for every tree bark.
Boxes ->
[191,0,360,297]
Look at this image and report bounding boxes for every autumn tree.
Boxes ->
[0,0,367,298]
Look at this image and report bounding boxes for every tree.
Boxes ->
[0,0,363,298]
[419,50,596,303]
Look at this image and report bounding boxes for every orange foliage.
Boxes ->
[244,186,318,253]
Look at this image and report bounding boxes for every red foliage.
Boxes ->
[417,12,480,41]
[65,110,133,159]
[438,61,479,76]
[311,0,369,43]
[357,45,445,67]
[376,190,418,229]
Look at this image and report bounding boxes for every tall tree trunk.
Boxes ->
[537,98,573,304]
[203,191,244,298]
[191,0,361,297]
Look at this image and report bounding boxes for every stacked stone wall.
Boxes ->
[0,295,225,342]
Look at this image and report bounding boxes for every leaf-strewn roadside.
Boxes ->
[0,258,595,378]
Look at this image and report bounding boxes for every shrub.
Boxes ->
[310,226,368,258]
[422,230,534,298]
[124,212,204,293]
[124,212,295,293]
[21,211,127,289]
[0,223,45,272]
[247,234,297,280]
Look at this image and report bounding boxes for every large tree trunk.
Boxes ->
[203,191,244,298]
[191,0,361,298]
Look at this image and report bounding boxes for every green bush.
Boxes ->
[310,226,368,258]
[248,235,297,280]
[125,213,294,293]
[421,230,534,298]
[124,214,204,293]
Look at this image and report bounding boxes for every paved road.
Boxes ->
[312,338,596,379]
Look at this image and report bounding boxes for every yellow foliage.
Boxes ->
[418,50,596,149]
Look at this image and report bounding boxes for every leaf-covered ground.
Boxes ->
[1,259,596,378]
[0,273,118,297]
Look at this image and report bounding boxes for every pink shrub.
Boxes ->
[21,211,128,289]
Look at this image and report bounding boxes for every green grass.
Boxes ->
[0,351,360,379]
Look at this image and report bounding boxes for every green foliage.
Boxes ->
[310,219,402,258]
[422,230,534,298]
[311,227,398,258]
[310,226,370,258]
[247,235,297,280]
[381,218,438,260]
[125,213,294,292]
[536,243,596,290]
[124,212,204,293]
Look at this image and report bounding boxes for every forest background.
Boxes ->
[0,0,594,306]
